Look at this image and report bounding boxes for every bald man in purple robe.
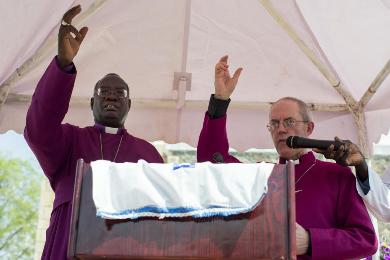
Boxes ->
[197,56,377,259]
[24,6,163,259]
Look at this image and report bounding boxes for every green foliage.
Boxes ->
[371,155,390,176]
[0,155,41,259]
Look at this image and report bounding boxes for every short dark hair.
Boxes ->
[272,97,312,122]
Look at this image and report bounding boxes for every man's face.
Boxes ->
[269,100,313,160]
[91,75,131,128]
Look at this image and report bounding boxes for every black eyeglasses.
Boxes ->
[266,118,308,131]
[96,87,128,99]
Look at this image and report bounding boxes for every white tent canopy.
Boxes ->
[1,0,389,154]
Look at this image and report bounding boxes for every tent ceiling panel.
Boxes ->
[1,0,389,153]
[0,0,73,85]
[0,103,30,134]
[297,0,390,100]
[186,0,345,103]
[8,0,188,100]
[366,76,390,111]
[366,108,390,148]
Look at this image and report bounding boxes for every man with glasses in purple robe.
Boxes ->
[24,6,163,260]
[197,55,377,259]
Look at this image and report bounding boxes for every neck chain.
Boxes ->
[99,133,124,162]
[295,159,316,193]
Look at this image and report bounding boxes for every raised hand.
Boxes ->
[58,5,88,68]
[214,55,243,100]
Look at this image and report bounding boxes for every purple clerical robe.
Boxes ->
[24,57,164,260]
[197,113,377,259]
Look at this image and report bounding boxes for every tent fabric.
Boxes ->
[1,0,389,153]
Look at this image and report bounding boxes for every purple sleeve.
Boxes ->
[135,138,164,163]
[24,57,77,181]
[197,112,240,163]
[309,167,377,259]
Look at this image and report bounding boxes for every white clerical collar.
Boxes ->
[94,123,124,135]
[105,126,119,134]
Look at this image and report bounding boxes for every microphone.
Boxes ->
[212,152,224,163]
[286,136,343,150]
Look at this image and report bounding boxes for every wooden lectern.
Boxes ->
[68,160,296,260]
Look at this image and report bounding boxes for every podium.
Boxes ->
[68,160,296,259]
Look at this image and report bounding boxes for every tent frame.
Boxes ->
[1,0,389,155]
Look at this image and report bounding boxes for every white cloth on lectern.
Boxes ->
[91,160,274,219]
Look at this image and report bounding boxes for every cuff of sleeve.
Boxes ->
[307,229,312,255]
[357,176,371,195]
[307,228,329,259]
[207,94,230,119]
[55,56,76,74]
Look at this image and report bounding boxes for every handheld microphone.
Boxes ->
[212,152,224,163]
[286,136,343,150]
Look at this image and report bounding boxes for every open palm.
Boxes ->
[58,5,88,68]
[214,55,243,100]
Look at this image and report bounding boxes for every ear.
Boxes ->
[128,98,131,111]
[306,121,314,136]
[90,97,94,110]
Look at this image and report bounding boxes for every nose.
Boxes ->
[104,91,119,101]
[277,121,287,133]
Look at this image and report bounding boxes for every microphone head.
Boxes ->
[286,136,295,148]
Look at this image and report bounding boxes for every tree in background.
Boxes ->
[0,155,41,259]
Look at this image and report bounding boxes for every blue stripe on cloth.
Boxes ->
[172,163,195,171]
[96,193,267,219]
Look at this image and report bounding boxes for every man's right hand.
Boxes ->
[58,5,88,68]
[214,55,243,100]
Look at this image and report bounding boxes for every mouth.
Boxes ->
[103,104,118,112]
[277,138,289,147]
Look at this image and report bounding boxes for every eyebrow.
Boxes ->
[270,117,294,122]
